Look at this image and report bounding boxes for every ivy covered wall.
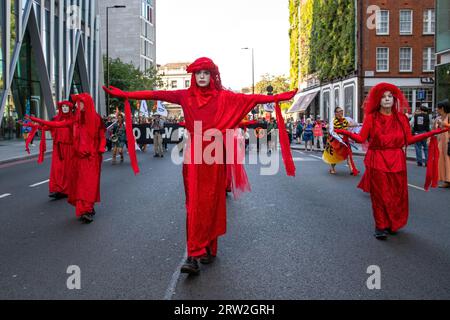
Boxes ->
[290,0,356,84]
[289,0,300,90]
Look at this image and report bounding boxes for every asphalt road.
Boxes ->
[1,145,450,300]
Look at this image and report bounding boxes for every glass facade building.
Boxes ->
[0,0,105,139]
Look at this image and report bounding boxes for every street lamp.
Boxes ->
[242,47,257,115]
[106,5,126,114]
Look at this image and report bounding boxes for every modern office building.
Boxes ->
[0,0,105,140]
[98,0,156,73]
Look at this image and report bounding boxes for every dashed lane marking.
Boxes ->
[0,193,12,199]
[408,184,425,191]
[29,179,49,188]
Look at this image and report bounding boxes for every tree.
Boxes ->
[255,74,292,111]
[104,56,163,112]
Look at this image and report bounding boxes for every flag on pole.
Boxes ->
[156,101,168,117]
[140,100,149,117]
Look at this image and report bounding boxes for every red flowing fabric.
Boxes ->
[424,136,439,191]
[124,98,140,175]
[37,127,47,163]
[274,100,296,177]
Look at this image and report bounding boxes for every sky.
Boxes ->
[155,0,291,91]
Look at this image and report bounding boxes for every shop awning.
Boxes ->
[287,91,318,113]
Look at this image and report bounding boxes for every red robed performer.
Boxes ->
[20,101,75,199]
[28,93,106,223]
[335,83,449,240]
[103,57,297,275]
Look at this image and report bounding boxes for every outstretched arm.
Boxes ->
[27,115,74,128]
[103,86,184,105]
[407,127,449,145]
[335,115,372,143]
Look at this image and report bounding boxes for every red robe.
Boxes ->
[337,112,447,231]
[48,111,74,195]
[118,89,294,257]
[30,94,106,217]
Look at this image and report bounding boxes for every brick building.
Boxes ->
[289,0,437,122]
[360,0,436,116]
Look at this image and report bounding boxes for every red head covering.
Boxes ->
[54,101,74,121]
[363,82,411,117]
[186,57,223,108]
[71,93,99,139]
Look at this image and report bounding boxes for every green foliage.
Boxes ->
[289,0,300,90]
[298,0,355,83]
[255,74,292,111]
[104,56,163,110]
[255,74,290,95]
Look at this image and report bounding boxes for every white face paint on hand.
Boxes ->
[381,91,394,109]
[195,70,211,87]
[62,106,70,114]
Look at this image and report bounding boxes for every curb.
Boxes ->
[0,150,53,165]
[290,146,417,162]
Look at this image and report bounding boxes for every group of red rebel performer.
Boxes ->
[24,93,106,224]
[104,57,297,275]
[335,83,449,240]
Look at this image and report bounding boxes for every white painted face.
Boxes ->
[381,91,394,109]
[61,105,70,114]
[195,70,211,88]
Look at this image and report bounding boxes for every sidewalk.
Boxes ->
[0,138,53,165]
[291,143,417,161]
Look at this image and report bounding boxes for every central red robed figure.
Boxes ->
[104,57,297,258]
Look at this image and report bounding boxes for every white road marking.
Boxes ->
[104,158,112,162]
[0,193,12,199]
[164,250,187,300]
[408,184,425,191]
[292,157,317,162]
[29,179,49,188]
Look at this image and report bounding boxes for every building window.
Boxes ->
[344,86,354,119]
[171,80,177,89]
[185,80,190,88]
[322,91,330,121]
[423,47,436,72]
[376,47,389,72]
[423,9,435,34]
[334,88,340,108]
[399,10,412,35]
[399,47,412,72]
[376,10,389,35]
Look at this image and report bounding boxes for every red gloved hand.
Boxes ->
[275,89,298,101]
[102,85,127,99]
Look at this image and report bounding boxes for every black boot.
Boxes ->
[80,212,95,224]
[374,228,388,240]
[384,228,397,235]
[199,247,216,265]
[180,257,200,275]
